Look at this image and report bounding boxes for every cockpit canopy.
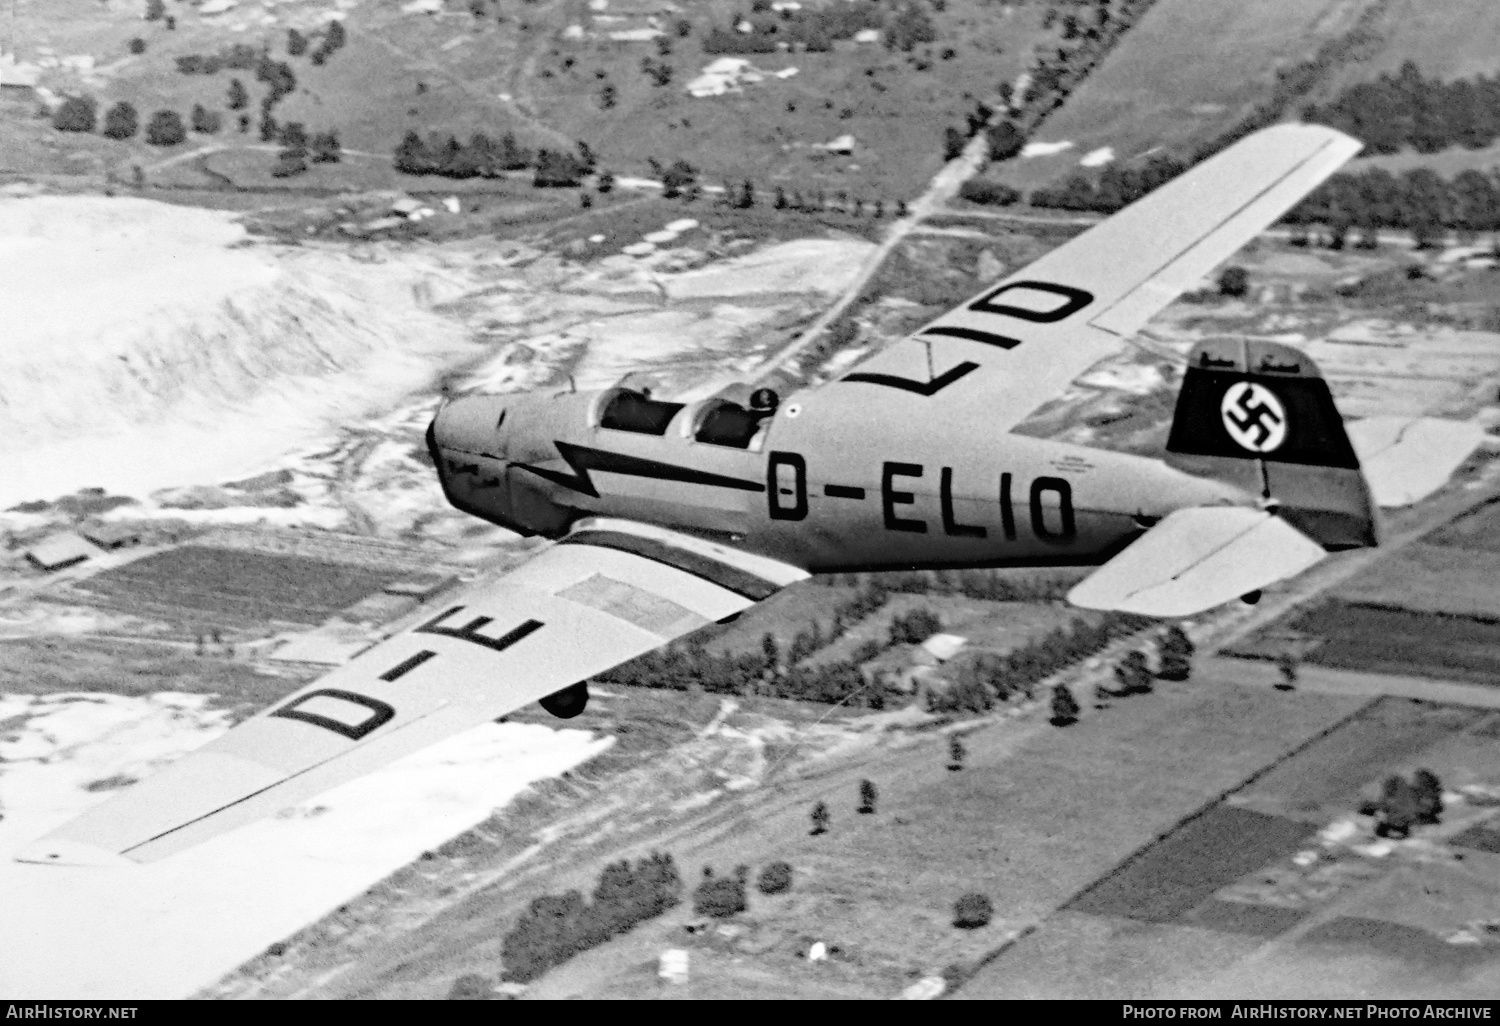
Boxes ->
[592,383,780,450]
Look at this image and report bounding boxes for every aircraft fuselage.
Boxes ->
[430,382,1255,574]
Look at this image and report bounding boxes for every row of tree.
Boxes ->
[393,131,594,187]
[500,852,682,983]
[929,611,1153,715]
[1303,61,1500,158]
[1285,166,1500,245]
[53,96,214,145]
[1027,152,1190,213]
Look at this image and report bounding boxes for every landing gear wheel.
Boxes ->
[539,682,589,719]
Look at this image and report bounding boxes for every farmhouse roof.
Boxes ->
[25,532,100,572]
[0,55,41,89]
[80,523,141,549]
[920,633,967,662]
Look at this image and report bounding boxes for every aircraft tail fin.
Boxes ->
[1164,339,1378,550]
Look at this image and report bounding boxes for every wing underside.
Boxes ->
[18,519,806,865]
[835,124,1362,431]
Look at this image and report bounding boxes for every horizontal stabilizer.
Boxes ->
[1067,507,1326,617]
[1346,416,1487,508]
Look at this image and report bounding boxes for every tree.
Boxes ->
[596,170,615,193]
[128,38,147,56]
[1217,266,1250,298]
[948,734,965,771]
[312,19,347,65]
[272,151,308,178]
[1377,774,1420,838]
[145,109,187,146]
[598,83,617,110]
[1114,650,1152,695]
[858,779,877,814]
[310,131,341,164]
[287,28,308,57]
[757,861,793,895]
[394,130,434,175]
[693,873,747,918]
[986,121,1025,161]
[227,78,249,112]
[661,159,696,199]
[760,632,780,672]
[533,148,585,187]
[953,893,993,929]
[279,121,309,157]
[1049,684,1080,726]
[735,179,756,209]
[810,800,830,835]
[1412,768,1444,825]
[145,0,165,21]
[53,95,98,133]
[1275,652,1298,691]
[1157,624,1193,682]
[191,104,221,135]
[943,125,965,161]
[102,101,139,140]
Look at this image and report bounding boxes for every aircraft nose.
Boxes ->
[431,394,508,459]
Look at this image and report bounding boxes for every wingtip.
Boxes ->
[14,837,135,868]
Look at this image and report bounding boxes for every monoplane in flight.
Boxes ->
[21,124,1480,866]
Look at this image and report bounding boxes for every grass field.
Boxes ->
[1316,0,1500,90]
[987,0,1370,193]
[1331,543,1500,620]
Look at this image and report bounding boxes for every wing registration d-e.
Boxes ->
[25,123,1413,866]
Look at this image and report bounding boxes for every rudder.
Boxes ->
[1165,338,1378,550]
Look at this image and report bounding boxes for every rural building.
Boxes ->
[822,133,856,155]
[920,632,968,663]
[0,55,41,92]
[686,57,764,97]
[609,28,664,41]
[25,532,100,572]
[199,0,239,14]
[80,523,141,551]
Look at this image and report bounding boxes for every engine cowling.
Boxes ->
[539,681,589,719]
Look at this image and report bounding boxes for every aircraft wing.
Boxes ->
[1067,507,1326,617]
[1346,416,1487,508]
[837,124,1361,431]
[17,519,807,865]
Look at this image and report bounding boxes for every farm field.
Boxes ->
[70,546,398,629]
[961,695,1500,999]
[987,0,1372,193]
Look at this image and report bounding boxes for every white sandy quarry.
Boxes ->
[0,195,472,510]
[0,692,611,998]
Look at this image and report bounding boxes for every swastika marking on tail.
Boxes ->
[1220,382,1287,453]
